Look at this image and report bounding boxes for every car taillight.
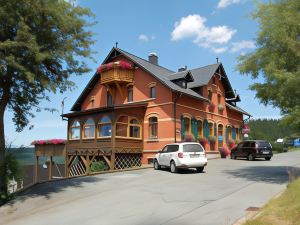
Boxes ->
[178,152,183,158]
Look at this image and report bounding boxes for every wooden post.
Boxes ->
[111,118,116,170]
[48,156,53,180]
[86,155,90,175]
[65,155,68,178]
[35,156,39,183]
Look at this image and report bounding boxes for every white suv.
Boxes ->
[154,142,208,173]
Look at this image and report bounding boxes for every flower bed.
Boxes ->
[96,60,133,73]
[31,139,66,145]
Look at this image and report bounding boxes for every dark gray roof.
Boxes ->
[167,70,193,81]
[226,103,251,116]
[187,63,221,88]
[114,48,208,102]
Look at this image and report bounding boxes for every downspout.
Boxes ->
[174,92,183,143]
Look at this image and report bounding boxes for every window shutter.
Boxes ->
[226,127,229,142]
[181,115,185,141]
[191,118,198,141]
[232,126,236,140]
[203,119,209,138]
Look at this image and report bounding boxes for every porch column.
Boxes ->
[34,156,39,183]
[111,120,116,170]
[48,156,53,180]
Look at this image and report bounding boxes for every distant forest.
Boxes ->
[249,119,299,142]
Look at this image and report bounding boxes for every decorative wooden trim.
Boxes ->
[148,82,156,87]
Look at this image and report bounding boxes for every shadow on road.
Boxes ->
[224,166,300,184]
[8,176,104,205]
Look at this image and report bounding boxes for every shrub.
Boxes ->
[272,143,284,153]
[219,146,230,158]
[184,134,196,142]
[90,161,106,172]
[228,139,236,150]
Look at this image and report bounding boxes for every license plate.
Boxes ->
[262,151,269,154]
[190,154,199,158]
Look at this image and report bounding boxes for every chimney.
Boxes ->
[178,65,187,72]
[148,52,158,65]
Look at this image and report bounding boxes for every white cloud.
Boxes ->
[211,47,228,54]
[217,0,240,9]
[138,34,155,42]
[230,40,255,52]
[171,14,236,53]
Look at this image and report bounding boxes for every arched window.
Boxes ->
[129,118,141,138]
[228,126,232,140]
[70,120,80,140]
[149,117,158,138]
[116,116,141,138]
[83,119,95,139]
[98,116,112,137]
[116,116,128,137]
[208,90,212,101]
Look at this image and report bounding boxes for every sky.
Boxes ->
[4,0,281,147]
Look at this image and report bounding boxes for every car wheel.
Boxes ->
[265,157,271,161]
[230,153,236,160]
[196,167,204,173]
[154,160,161,170]
[170,161,177,173]
[248,153,254,161]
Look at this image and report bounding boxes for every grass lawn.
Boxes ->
[244,178,300,225]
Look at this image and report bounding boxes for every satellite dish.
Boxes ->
[42,163,47,169]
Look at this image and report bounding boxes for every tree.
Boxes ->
[237,0,300,128]
[0,0,95,193]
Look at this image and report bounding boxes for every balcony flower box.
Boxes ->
[208,102,215,112]
[218,104,224,111]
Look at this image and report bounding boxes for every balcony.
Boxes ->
[97,61,134,85]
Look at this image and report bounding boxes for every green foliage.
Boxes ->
[249,118,297,141]
[90,161,106,173]
[272,143,284,153]
[0,153,22,205]
[237,0,300,129]
[0,0,96,131]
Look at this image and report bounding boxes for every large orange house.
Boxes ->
[63,47,250,175]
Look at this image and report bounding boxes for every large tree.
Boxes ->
[237,0,300,127]
[0,0,95,193]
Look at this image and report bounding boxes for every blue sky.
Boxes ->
[5,0,281,147]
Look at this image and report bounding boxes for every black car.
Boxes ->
[230,140,273,161]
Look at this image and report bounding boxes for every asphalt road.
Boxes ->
[1,151,300,225]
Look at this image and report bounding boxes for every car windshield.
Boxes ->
[257,141,271,148]
[183,144,204,152]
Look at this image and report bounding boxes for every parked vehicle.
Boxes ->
[154,142,208,173]
[230,140,273,161]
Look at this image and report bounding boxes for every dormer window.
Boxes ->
[175,79,187,88]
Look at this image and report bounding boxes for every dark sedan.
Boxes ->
[231,140,273,161]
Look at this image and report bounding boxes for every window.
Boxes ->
[218,124,223,148]
[70,120,80,140]
[228,126,232,139]
[236,128,239,140]
[107,92,113,107]
[128,86,133,102]
[184,117,191,135]
[218,94,221,105]
[116,116,128,137]
[129,119,140,138]
[149,117,158,138]
[167,145,179,152]
[98,116,112,137]
[208,90,212,101]
[83,119,95,139]
[212,76,216,85]
[150,86,156,98]
[91,96,95,108]
[183,144,204,152]
[116,116,141,139]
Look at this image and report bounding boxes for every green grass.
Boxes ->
[244,178,300,225]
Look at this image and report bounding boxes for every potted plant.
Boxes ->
[208,102,215,112]
[184,134,195,142]
[199,137,208,148]
[219,146,230,158]
[208,135,216,144]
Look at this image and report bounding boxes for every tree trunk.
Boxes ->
[0,105,7,194]
[0,85,10,194]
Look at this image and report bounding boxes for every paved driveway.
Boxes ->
[1,151,300,225]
